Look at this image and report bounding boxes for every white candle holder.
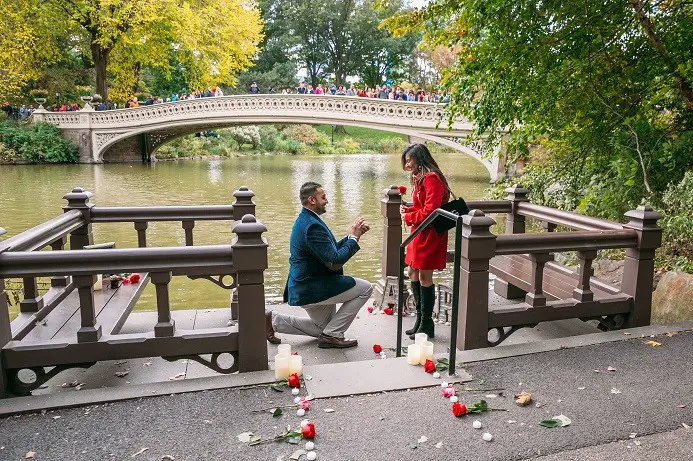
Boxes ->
[419,341,434,365]
[274,354,290,380]
[406,344,421,365]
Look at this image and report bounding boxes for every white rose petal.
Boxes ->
[305,441,315,451]
[441,382,449,388]
[482,433,493,442]
[473,420,482,429]
[297,408,305,417]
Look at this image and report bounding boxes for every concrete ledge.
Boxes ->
[0,370,276,417]
[456,321,693,364]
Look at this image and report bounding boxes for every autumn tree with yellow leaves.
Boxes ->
[0,0,263,101]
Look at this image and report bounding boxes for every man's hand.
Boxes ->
[350,217,369,239]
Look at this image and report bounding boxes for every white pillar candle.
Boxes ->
[277,344,291,357]
[419,341,434,365]
[274,354,290,380]
[289,355,303,376]
[414,333,428,346]
[406,344,421,365]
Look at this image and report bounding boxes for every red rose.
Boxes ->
[121,277,131,285]
[383,307,394,316]
[398,185,407,195]
[129,273,141,284]
[288,373,300,388]
[423,359,436,373]
[373,344,383,354]
[302,423,316,439]
[452,402,467,417]
[367,306,374,314]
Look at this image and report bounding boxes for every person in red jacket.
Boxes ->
[400,144,450,339]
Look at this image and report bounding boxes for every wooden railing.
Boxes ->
[378,184,662,351]
[0,187,267,397]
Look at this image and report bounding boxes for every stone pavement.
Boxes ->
[1,328,692,460]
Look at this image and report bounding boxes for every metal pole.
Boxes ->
[396,246,405,357]
[448,216,463,376]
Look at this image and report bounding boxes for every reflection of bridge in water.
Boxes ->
[33,95,508,181]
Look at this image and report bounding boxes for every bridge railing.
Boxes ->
[0,187,267,397]
[378,184,662,351]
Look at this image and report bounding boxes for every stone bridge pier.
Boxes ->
[33,95,512,181]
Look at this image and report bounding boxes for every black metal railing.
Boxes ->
[396,208,463,377]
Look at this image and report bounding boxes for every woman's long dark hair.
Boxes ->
[401,143,451,191]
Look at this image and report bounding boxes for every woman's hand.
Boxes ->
[400,205,408,222]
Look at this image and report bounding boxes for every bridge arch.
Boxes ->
[33,95,504,181]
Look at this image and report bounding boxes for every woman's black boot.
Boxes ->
[405,281,422,336]
[410,284,435,340]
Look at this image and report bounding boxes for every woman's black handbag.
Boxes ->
[432,190,469,234]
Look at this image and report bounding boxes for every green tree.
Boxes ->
[383,0,693,217]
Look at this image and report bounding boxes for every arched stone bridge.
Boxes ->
[33,95,507,181]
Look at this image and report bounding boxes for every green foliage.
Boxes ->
[227,126,261,149]
[0,121,77,163]
[660,172,693,271]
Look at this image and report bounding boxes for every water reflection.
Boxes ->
[0,153,491,310]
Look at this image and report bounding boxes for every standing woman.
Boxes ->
[400,144,451,339]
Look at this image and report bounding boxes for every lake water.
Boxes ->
[0,153,490,311]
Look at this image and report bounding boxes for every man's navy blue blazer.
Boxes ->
[283,208,359,306]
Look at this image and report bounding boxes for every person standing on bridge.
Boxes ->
[265,182,373,349]
[400,144,450,340]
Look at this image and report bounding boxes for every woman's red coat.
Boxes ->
[403,172,449,270]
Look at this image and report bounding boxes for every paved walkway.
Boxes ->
[1,327,691,460]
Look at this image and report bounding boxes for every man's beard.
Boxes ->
[315,204,327,215]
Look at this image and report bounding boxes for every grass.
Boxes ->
[314,125,407,143]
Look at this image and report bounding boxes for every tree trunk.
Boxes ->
[91,41,110,100]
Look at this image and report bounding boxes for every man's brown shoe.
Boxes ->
[317,334,357,349]
[265,311,281,345]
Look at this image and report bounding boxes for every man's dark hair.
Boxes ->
[300,182,322,205]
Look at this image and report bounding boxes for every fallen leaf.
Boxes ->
[553,414,572,427]
[682,423,690,429]
[289,449,306,460]
[161,456,175,460]
[25,451,35,459]
[611,388,622,394]
[132,447,149,457]
[237,432,254,443]
[593,370,601,373]
[115,371,129,378]
[168,372,185,380]
[52,416,61,420]
[677,404,687,409]
[35,319,47,326]
[323,408,335,413]
[435,442,443,449]
[644,340,662,347]
[607,366,617,372]
[418,436,428,443]
[507,420,516,424]
[270,408,282,417]
[514,392,532,406]
[629,433,637,439]
[577,387,586,390]
[539,419,560,428]
[143,362,152,367]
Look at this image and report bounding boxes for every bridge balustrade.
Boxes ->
[378,184,662,350]
[0,187,267,398]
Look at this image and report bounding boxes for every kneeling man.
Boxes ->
[266,182,372,348]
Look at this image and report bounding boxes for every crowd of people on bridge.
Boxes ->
[289,82,448,103]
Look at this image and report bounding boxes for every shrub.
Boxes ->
[285,124,320,144]
[258,125,281,151]
[0,122,76,163]
[228,126,261,149]
[0,142,18,162]
[376,137,407,154]
[660,172,693,270]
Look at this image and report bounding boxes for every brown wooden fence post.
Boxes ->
[74,274,102,343]
[457,210,497,350]
[375,186,402,302]
[0,229,11,397]
[233,187,256,220]
[621,205,662,328]
[50,237,69,287]
[232,215,269,372]
[152,271,175,337]
[63,187,94,250]
[496,184,528,299]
